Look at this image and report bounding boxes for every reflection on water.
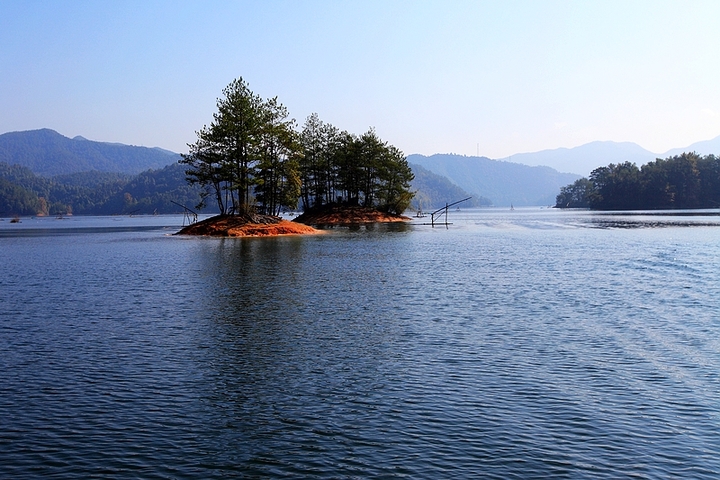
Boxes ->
[1,210,720,478]
[588,210,720,229]
[433,207,720,231]
[589,218,720,229]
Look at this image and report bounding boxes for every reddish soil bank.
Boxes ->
[176,214,320,237]
[293,206,410,225]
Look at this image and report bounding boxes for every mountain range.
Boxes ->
[0,128,181,176]
[504,136,720,176]
[409,164,491,210]
[1,128,718,212]
[408,154,579,207]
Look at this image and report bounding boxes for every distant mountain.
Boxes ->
[409,163,491,210]
[662,135,720,158]
[506,141,658,176]
[13,128,717,212]
[0,129,180,176]
[502,136,720,176]
[408,154,580,207]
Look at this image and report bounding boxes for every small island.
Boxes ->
[176,205,410,237]
[293,204,410,225]
[176,212,319,237]
[176,78,414,237]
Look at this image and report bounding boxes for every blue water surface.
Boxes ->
[1,209,719,478]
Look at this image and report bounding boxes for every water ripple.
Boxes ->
[2,212,720,478]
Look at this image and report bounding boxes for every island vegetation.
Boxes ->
[179,78,414,235]
[555,152,720,210]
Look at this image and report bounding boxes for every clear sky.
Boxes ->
[2,0,720,159]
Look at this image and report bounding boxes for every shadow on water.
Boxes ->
[193,237,314,392]
[0,225,175,237]
[312,221,413,233]
[3,211,720,478]
[587,211,720,229]
[588,219,720,229]
[190,234,413,473]
[500,208,720,229]
[599,210,720,216]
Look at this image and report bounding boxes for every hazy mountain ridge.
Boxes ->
[506,141,657,176]
[408,154,580,206]
[0,129,522,212]
[409,163,491,210]
[4,128,718,213]
[506,135,720,176]
[0,129,180,176]
[662,135,720,158]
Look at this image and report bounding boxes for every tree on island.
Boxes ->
[181,78,300,216]
[181,78,414,217]
[298,114,414,214]
[555,152,720,210]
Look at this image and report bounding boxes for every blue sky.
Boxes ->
[2,0,720,158]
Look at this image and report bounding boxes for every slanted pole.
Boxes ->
[171,201,199,226]
[429,197,471,228]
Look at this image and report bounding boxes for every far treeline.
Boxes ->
[556,152,720,210]
[181,78,414,216]
[0,161,209,217]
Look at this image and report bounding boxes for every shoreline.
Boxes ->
[175,214,321,237]
[176,207,411,237]
[292,206,410,226]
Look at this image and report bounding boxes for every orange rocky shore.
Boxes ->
[176,206,410,237]
[176,213,319,237]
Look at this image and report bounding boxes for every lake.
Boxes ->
[1,209,719,478]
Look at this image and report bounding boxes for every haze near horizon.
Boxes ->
[2,1,719,161]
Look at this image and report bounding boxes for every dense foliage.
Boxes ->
[181,78,414,216]
[0,177,40,216]
[556,153,720,209]
[0,162,213,216]
[95,163,214,215]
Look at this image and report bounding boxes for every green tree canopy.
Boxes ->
[182,78,414,216]
[556,153,720,210]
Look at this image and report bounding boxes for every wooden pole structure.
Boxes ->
[171,201,199,226]
[430,197,471,228]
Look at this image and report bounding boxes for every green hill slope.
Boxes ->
[0,161,214,216]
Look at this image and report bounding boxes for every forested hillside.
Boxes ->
[98,163,214,215]
[0,162,213,216]
[3,122,571,216]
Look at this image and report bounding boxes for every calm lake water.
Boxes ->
[2,209,720,478]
